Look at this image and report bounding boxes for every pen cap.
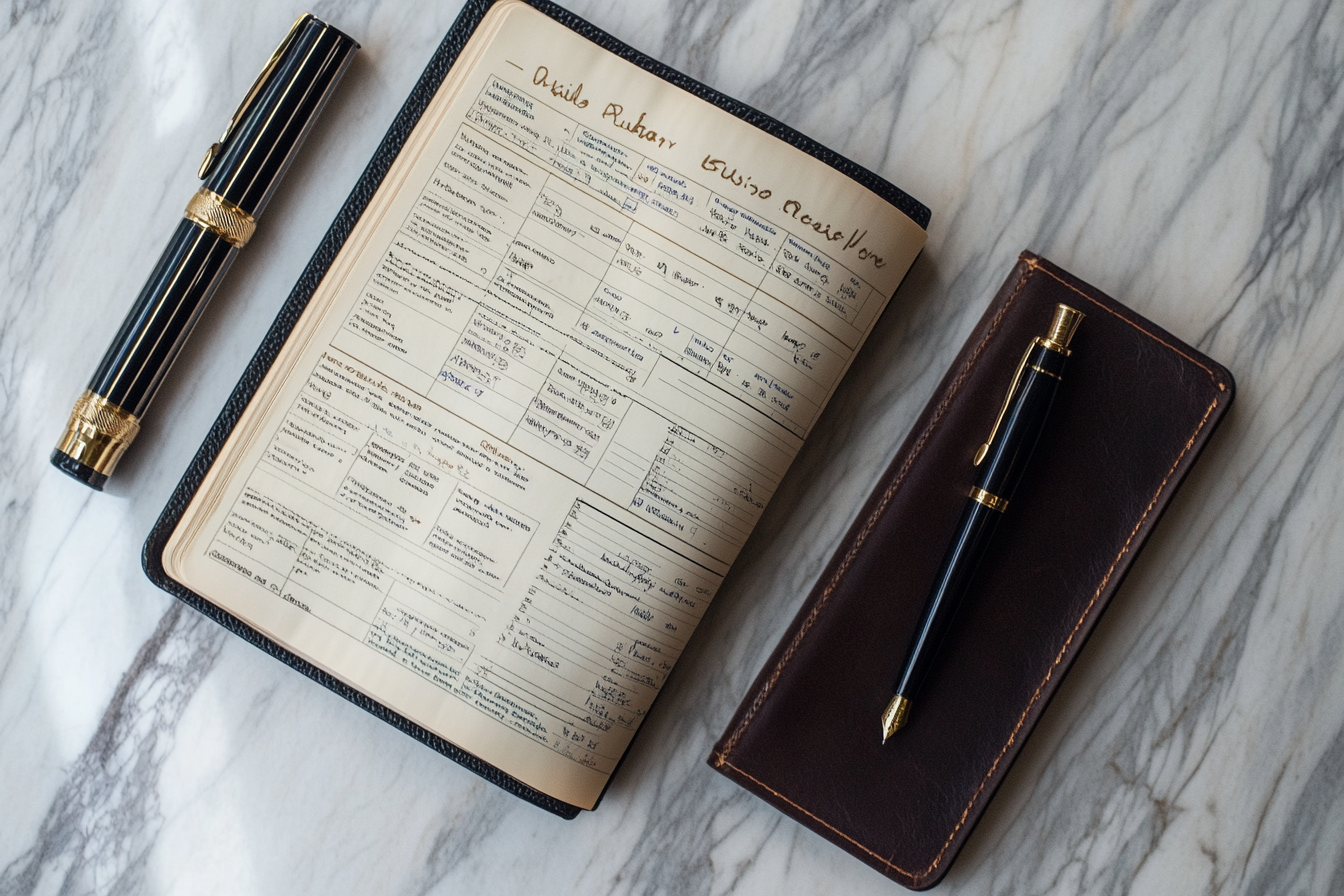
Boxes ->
[973,309,1082,502]
[202,16,359,218]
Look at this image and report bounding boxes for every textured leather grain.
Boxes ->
[709,253,1234,887]
[143,0,929,819]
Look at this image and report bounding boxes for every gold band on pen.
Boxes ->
[55,390,142,478]
[969,487,1008,513]
[184,188,257,248]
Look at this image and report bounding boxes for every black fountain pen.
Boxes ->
[51,15,358,490]
[881,303,1083,741]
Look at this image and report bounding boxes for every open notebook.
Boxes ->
[147,0,929,816]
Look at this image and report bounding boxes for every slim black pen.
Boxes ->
[881,303,1083,741]
[51,14,358,490]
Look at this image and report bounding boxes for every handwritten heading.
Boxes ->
[781,199,885,269]
[602,105,676,150]
[530,65,885,269]
[700,156,772,199]
[533,65,588,108]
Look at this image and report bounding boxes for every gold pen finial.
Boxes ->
[1041,304,1084,355]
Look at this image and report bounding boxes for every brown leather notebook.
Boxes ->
[708,253,1234,889]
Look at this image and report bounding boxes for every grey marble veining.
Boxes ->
[3,1,1343,894]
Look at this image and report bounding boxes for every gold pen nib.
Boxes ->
[881,694,911,743]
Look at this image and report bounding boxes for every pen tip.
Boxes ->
[881,694,911,742]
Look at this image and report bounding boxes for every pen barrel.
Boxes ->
[892,342,1069,702]
[203,19,358,217]
[973,342,1067,503]
[894,500,1002,699]
[51,221,236,489]
[89,221,237,417]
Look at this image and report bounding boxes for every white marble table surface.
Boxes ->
[3,0,1342,893]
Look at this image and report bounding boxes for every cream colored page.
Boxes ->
[167,1,925,809]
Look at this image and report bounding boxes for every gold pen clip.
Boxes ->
[973,341,1034,466]
[198,14,313,179]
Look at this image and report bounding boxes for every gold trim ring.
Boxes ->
[55,390,142,477]
[970,487,1009,513]
[184,188,256,248]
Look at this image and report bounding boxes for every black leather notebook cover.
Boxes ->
[709,253,1234,885]
[142,0,930,819]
